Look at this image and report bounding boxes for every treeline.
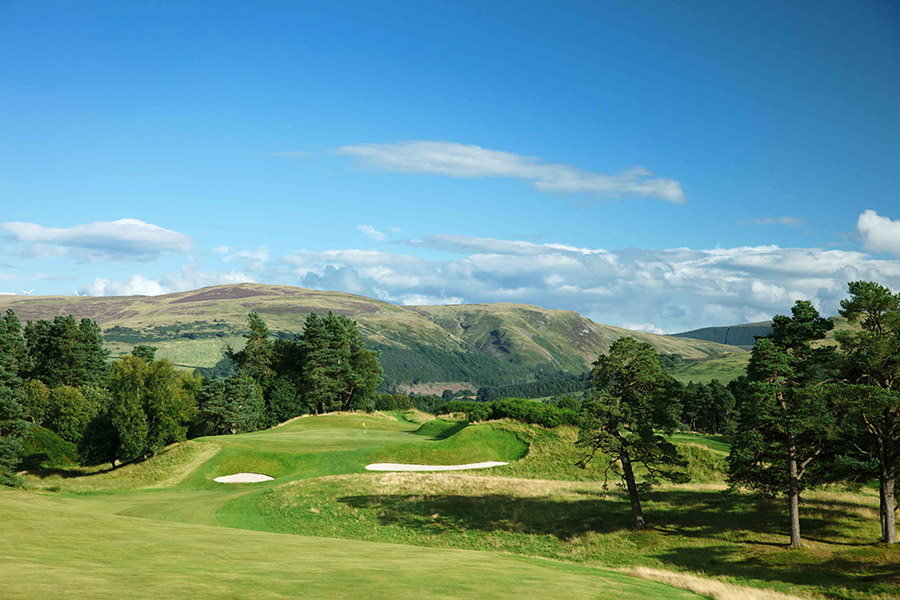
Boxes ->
[373,342,533,387]
[438,397,579,428]
[0,310,382,483]
[475,371,592,402]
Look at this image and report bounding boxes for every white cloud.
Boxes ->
[858,210,900,256]
[335,141,686,203]
[0,218,193,261]
[277,235,900,332]
[356,225,386,241]
[738,216,806,227]
[81,265,254,297]
[220,246,270,263]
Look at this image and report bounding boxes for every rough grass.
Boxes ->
[252,472,900,599]
[22,441,220,493]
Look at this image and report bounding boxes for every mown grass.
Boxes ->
[12,412,899,600]
[1,489,705,600]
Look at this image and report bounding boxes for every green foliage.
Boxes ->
[833,280,900,543]
[101,355,198,465]
[727,300,837,547]
[24,315,109,388]
[577,337,688,529]
[131,345,158,361]
[21,379,50,425]
[47,385,99,443]
[21,425,79,470]
[374,393,413,411]
[0,385,30,486]
[679,379,736,435]
[476,371,591,402]
[438,398,578,428]
[0,310,31,485]
[298,311,382,414]
[195,375,262,436]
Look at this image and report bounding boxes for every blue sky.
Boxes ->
[1,1,899,332]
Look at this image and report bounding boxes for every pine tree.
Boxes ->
[577,337,688,529]
[727,300,836,547]
[835,280,900,544]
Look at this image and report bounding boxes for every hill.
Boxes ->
[0,283,744,386]
[669,321,773,349]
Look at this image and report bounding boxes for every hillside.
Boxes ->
[669,321,773,349]
[0,283,743,386]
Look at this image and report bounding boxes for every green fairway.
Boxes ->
[11,412,900,599]
[0,489,704,600]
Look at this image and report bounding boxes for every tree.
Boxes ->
[131,345,158,362]
[577,337,688,529]
[0,386,29,486]
[101,355,197,465]
[835,280,900,544]
[727,300,836,548]
[0,310,31,485]
[195,375,262,435]
[24,315,108,388]
[228,312,274,384]
[47,385,99,443]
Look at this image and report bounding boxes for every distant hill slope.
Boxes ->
[0,283,743,386]
[669,321,773,349]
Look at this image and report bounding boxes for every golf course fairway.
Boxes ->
[3,413,709,599]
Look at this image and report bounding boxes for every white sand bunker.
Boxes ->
[213,473,275,483]
[365,461,508,472]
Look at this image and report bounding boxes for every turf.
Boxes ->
[0,489,704,600]
[11,412,900,599]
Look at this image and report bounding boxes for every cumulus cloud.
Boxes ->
[278,235,900,333]
[334,141,686,203]
[356,225,386,241]
[738,216,806,227]
[858,210,900,256]
[0,218,193,261]
[81,265,254,297]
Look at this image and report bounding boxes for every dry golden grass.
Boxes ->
[623,567,809,600]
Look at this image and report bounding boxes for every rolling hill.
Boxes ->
[0,283,745,386]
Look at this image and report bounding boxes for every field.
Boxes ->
[7,412,899,599]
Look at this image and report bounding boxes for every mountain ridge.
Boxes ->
[0,283,745,386]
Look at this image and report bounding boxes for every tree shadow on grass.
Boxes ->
[655,544,900,594]
[340,492,635,539]
[338,487,899,596]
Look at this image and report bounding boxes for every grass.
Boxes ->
[1,489,704,600]
[10,411,899,600]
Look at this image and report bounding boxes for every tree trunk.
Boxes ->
[621,452,646,530]
[880,459,897,544]
[788,448,802,548]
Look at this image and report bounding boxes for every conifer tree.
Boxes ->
[835,280,900,544]
[728,300,836,547]
[577,337,688,529]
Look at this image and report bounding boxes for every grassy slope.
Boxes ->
[0,283,739,378]
[16,413,900,599]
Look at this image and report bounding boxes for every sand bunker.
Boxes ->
[364,461,508,472]
[214,473,275,483]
